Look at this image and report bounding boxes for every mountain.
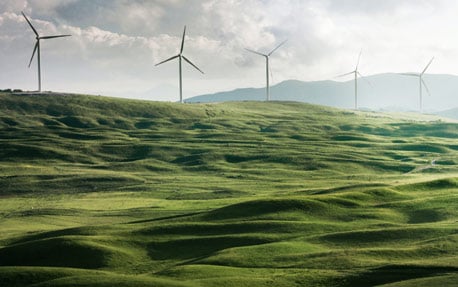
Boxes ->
[186,73,458,111]
[436,107,458,120]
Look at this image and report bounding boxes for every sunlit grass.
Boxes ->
[0,92,457,286]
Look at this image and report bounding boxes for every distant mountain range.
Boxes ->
[186,73,458,116]
[436,107,458,119]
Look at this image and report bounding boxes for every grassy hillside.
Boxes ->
[0,92,457,287]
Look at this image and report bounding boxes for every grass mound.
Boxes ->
[0,236,128,269]
[377,273,458,287]
[0,267,197,287]
[202,198,332,221]
[397,177,457,191]
[0,92,457,286]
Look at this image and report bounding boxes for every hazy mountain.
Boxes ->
[186,73,458,112]
[436,107,458,120]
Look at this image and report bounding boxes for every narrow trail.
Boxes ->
[406,158,438,174]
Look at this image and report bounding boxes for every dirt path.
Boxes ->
[406,158,438,174]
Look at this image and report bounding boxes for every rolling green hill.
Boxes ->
[0,92,457,287]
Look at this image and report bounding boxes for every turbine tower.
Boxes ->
[245,40,287,101]
[336,50,370,110]
[155,26,204,103]
[400,57,434,112]
[22,12,71,92]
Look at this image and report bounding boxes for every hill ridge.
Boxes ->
[186,73,458,114]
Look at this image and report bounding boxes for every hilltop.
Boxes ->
[0,92,457,287]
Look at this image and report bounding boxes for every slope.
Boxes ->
[0,91,457,287]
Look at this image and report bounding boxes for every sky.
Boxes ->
[1,0,458,101]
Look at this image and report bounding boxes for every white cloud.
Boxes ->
[2,1,458,101]
[0,0,27,12]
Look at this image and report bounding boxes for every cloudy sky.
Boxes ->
[1,0,458,101]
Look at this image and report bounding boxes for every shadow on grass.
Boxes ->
[341,265,458,287]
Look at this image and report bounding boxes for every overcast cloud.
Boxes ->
[1,0,458,101]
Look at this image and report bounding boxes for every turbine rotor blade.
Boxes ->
[421,78,431,96]
[40,35,72,39]
[155,55,179,66]
[268,39,287,56]
[22,11,39,37]
[399,73,420,77]
[335,71,355,78]
[357,71,373,87]
[356,49,362,70]
[245,48,267,57]
[180,26,186,54]
[421,56,434,75]
[182,55,204,74]
[28,41,38,68]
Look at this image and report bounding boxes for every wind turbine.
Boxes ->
[400,57,434,112]
[155,26,204,103]
[22,12,71,92]
[245,40,287,101]
[336,50,371,110]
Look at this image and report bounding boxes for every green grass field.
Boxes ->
[0,92,457,286]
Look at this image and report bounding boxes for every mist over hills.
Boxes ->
[187,73,458,114]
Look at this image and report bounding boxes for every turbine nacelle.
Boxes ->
[22,11,71,92]
[335,50,372,110]
[155,26,204,103]
[245,40,288,101]
[399,57,434,111]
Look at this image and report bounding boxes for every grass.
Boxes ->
[0,91,457,286]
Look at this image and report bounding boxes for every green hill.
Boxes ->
[0,92,457,287]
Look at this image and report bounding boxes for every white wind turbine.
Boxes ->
[155,26,204,103]
[400,57,434,112]
[336,50,371,110]
[22,12,71,92]
[245,40,287,101]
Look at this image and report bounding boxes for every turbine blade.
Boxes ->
[357,71,373,87]
[421,78,431,96]
[22,11,39,37]
[182,55,204,74]
[245,48,267,57]
[421,56,434,75]
[356,48,362,70]
[40,34,72,39]
[180,26,186,54]
[155,55,179,66]
[268,39,287,56]
[399,73,420,77]
[28,41,38,68]
[335,71,355,78]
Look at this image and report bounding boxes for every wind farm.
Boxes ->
[1,3,458,287]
